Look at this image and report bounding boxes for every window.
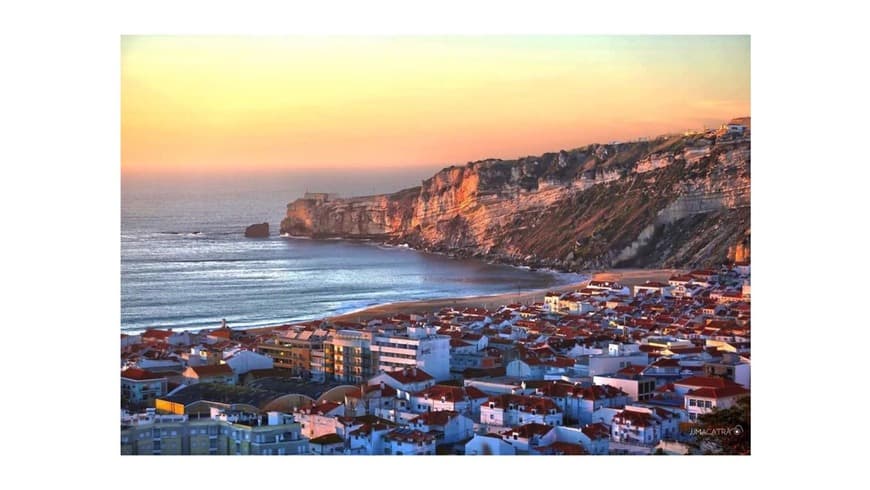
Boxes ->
[490,414,495,420]
[689,399,696,407]
[704,400,712,408]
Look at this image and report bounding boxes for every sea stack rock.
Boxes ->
[244,222,269,238]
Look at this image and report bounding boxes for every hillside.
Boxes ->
[280,122,750,271]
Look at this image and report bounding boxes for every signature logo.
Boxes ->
[689,425,744,437]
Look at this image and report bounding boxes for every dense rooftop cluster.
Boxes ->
[121,263,750,455]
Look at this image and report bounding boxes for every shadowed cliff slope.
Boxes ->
[281,126,750,271]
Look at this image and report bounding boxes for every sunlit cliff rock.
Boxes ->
[281,122,750,271]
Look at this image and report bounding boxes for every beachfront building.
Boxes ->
[257,328,328,378]
[371,325,451,382]
[121,408,308,455]
[325,330,375,383]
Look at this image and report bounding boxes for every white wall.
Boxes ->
[225,350,273,375]
[465,434,516,455]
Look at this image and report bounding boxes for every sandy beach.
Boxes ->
[326,268,681,323]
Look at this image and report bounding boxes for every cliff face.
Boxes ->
[281,128,750,271]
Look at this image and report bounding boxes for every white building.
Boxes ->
[371,325,451,381]
[294,402,345,440]
[224,350,273,375]
[684,386,749,421]
[535,381,632,424]
[121,368,168,406]
[369,367,436,395]
[578,346,648,377]
[633,281,672,297]
[408,410,475,444]
[465,434,516,455]
[382,428,438,455]
[611,406,681,446]
[500,422,553,453]
[593,374,656,401]
[534,425,606,455]
[345,421,394,455]
[408,384,489,419]
[479,394,563,430]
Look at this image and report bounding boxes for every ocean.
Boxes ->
[121,174,578,333]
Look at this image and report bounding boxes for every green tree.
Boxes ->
[694,396,750,455]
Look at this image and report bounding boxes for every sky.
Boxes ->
[121,35,749,180]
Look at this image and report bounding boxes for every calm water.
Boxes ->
[121,177,577,332]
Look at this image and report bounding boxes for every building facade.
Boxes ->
[121,409,308,455]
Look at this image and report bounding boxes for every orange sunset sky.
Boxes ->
[121,35,749,177]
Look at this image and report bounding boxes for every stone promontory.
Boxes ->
[244,223,270,238]
[280,118,751,271]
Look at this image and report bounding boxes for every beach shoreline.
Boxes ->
[128,268,681,337]
[323,268,681,323]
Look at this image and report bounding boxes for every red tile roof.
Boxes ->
[188,364,234,377]
[385,367,434,384]
[613,409,655,427]
[142,329,173,340]
[309,433,344,445]
[687,386,750,399]
[617,365,647,376]
[582,422,610,440]
[483,394,561,413]
[503,422,553,438]
[411,410,458,426]
[121,368,165,381]
[537,441,588,455]
[675,376,742,389]
[651,358,681,367]
[303,401,342,415]
[385,428,437,443]
[414,385,488,403]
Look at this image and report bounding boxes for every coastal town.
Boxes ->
[121,264,751,455]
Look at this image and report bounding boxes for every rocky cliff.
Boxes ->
[281,125,750,271]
